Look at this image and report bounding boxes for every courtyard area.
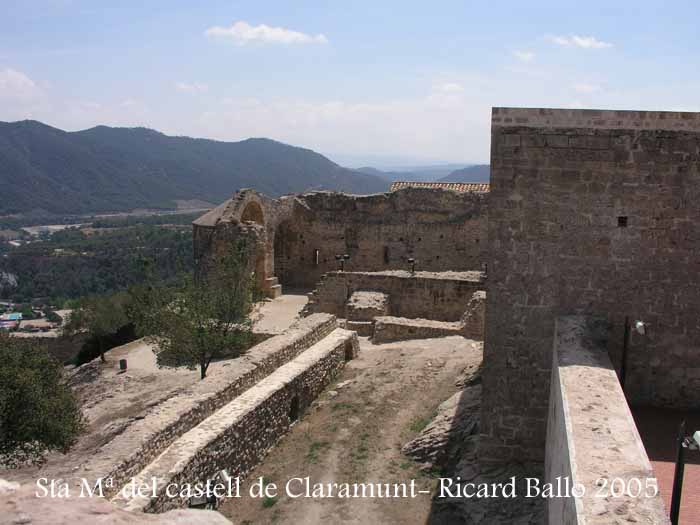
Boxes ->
[220,335,482,524]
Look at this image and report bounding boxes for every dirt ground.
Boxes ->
[220,335,483,525]
[252,294,308,334]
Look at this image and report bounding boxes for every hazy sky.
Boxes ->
[1,1,698,165]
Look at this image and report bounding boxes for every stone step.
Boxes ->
[264,276,279,287]
[268,284,282,298]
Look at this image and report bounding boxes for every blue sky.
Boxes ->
[1,1,698,165]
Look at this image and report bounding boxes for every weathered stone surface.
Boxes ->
[305,270,485,322]
[373,316,463,343]
[402,384,481,470]
[461,290,485,339]
[345,290,389,321]
[194,187,488,292]
[71,314,338,498]
[114,328,359,513]
[546,316,669,524]
[482,107,700,463]
[345,320,374,337]
[0,479,231,525]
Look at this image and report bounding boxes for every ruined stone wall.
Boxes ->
[481,107,700,463]
[116,329,359,513]
[275,189,487,289]
[545,316,669,524]
[194,188,488,293]
[86,314,338,498]
[305,270,485,322]
[372,317,463,343]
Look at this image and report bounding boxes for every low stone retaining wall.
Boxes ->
[115,328,359,513]
[545,316,669,524]
[461,290,485,339]
[82,314,338,498]
[373,316,463,343]
[305,270,485,322]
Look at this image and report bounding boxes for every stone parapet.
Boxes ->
[545,316,669,524]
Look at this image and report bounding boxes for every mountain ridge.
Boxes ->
[0,120,389,216]
[438,164,490,183]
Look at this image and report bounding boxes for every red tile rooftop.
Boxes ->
[389,181,490,193]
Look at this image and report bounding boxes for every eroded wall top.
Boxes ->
[493,107,700,131]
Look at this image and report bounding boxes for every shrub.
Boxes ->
[0,335,85,467]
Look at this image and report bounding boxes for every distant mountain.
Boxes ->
[356,164,467,183]
[439,164,490,183]
[0,120,389,216]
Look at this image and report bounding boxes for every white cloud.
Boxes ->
[573,82,601,93]
[175,81,208,94]
[547,34,612,49]
[0,68,41,100]
[513,50,535,62]
[0,67,49,121]
[205,21,328,46]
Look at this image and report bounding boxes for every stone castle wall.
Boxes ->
[274,190,487,289]
[194,188,488,292]
[304,270,485,322]
[481,107,700,462]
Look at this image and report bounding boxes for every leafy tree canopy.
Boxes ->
[135,242,255,379]
[0,335,85,467]
[63,292,129,362]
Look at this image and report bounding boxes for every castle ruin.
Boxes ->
[5,107,700,524]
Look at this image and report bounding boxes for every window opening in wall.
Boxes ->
[618,216,628,228]
[289,396,300,423]
[383,246,390,264]
[314,249,320,266]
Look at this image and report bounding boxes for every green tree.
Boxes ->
[137,243,254,379]
[0,335,85,467]
[63,292,129,362]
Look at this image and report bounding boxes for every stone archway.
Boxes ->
[240,201,265,224]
